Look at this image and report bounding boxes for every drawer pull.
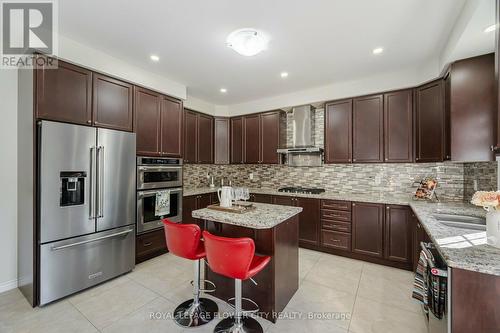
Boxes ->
[143,242,153,247]
[51,229,134,251]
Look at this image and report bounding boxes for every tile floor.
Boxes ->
[0,249,428,333]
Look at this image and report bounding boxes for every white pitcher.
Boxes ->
[217,186,233,208]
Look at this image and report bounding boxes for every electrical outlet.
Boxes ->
[249,173,254,180]
[473,179,478,191]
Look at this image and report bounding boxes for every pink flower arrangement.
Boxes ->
[471,191,500,211]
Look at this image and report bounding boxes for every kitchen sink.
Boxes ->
[433,213,486,231]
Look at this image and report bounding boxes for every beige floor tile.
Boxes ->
[286,280,355,330]
[349,296,427,333]
[362,263,414,284]
[0,288,25,308]
[71,279,158,330]
[299,255,320,282]
[102,297,184,333]
[357,273,421,314]
[267,314,348,333]
[68,275,131,306]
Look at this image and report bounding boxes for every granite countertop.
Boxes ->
[185,186,500,276]
[192,202,303,229]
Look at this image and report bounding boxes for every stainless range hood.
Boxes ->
[277,105,323,166]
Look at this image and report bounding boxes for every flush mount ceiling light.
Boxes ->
[226,28,269,56]
[280,72,289,78]
[372,47,384,55]
[150,54,160,62]
[220,88,227,93]
[484,24,497,33]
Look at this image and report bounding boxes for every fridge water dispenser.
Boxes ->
[60,171,86,207]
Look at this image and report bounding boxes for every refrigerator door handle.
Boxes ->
[50,228,134,251]
[89,146,96,219]
[97,145,104,218]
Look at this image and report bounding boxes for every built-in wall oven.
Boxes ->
[137,157,183,234]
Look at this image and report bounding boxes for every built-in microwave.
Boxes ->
[137,187,183,234]
[136,157,183,190]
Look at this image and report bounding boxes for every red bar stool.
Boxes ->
[162,219,218,327]
[203,231,271,333]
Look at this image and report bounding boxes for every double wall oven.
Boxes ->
[137,157,183,234]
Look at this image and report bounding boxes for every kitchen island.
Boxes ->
[192,203,303,323]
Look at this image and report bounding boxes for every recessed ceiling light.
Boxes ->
[372,47,384,55]
[484,24,497,33]
[150,54,160,62]
[220,88,227,93]
[226,28,269,56]
[280,72,289,78]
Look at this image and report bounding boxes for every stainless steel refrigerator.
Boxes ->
[38,120,136,305]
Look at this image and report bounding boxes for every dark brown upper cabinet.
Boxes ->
[448,54,495,162]
[352,94,384,163]
[36,59,92,125]
[352,202,384,258]
[260,111,282,164]
[183,109,198,163]
[135,87,161,156]
[384,90,413,162]
[325,99,353,163]
[214,118,230,164]
[183,109,214,164]
[415,79,446,162]
[160,96,183,157]
[384,205,412,264]
[230,117,244,164]
[244,114,261,164]
[197,113,214,164]
[92,73,133,131]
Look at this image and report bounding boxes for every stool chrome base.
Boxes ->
[174,297,218,327]
[214,316,263,333]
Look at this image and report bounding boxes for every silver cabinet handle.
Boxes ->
[89,146,96,219]
[138,166,182,171]
[51,229,134,251]
[97,146,104,218]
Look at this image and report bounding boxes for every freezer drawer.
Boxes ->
[39,226,135,305]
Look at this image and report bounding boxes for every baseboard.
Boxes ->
[0,278,18,293]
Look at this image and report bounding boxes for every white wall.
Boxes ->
[0,69,18,292]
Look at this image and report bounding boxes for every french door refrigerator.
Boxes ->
[38,121,136,305]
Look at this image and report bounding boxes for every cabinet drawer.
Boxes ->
[136,229,166,257]
[321,210,351,222]
[322,220,352,233]
[321,200,351,211]
[322,230,351,251]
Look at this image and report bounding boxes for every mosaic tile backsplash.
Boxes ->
[183,161,498,203]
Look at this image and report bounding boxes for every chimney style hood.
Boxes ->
[277,105,323,166]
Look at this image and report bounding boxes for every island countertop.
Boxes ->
[192,202,303,229]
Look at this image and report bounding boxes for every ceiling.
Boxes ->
[59,0,488,105]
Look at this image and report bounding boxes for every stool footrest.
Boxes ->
[190,279,216,293]
[227,297,259,314]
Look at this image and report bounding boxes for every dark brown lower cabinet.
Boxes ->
[296,197,320,247]
[182,194,212,229]
[136,229,167,264]
[413,215,431,271]
[384,205,412,264]
[251,193,273,203]
[272,195,295,206]
[352,202,384,258]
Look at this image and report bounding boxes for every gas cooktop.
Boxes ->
[278,187,326,195]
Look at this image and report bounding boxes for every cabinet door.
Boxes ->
[325,100,352,163]
[260,111,281,164]
[384,90,413,162]
[230,117,244,164]
[196,194,212,230]
[252,194,273,203]
[384,205,412,263]
[160,97,183,157]
[135,87,161,156]
[415,80,445,162]
[296,197,320,246]
[353,94,384,162]
[182,195,197,225]
[352,202,384,257]
[214,118,230,164]
[197,114,214,164]
[36,59,92,125]
[413,215,430,271]
[183,110,198,163]
[244,114,261,163]
[92,73,133,131]
[272,195,295,206]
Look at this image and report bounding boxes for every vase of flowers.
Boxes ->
[471,191,500,248]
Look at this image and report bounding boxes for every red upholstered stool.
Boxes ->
[162,219,218,327]
[203,231,271,333]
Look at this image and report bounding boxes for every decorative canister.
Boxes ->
[486,210,500,248]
